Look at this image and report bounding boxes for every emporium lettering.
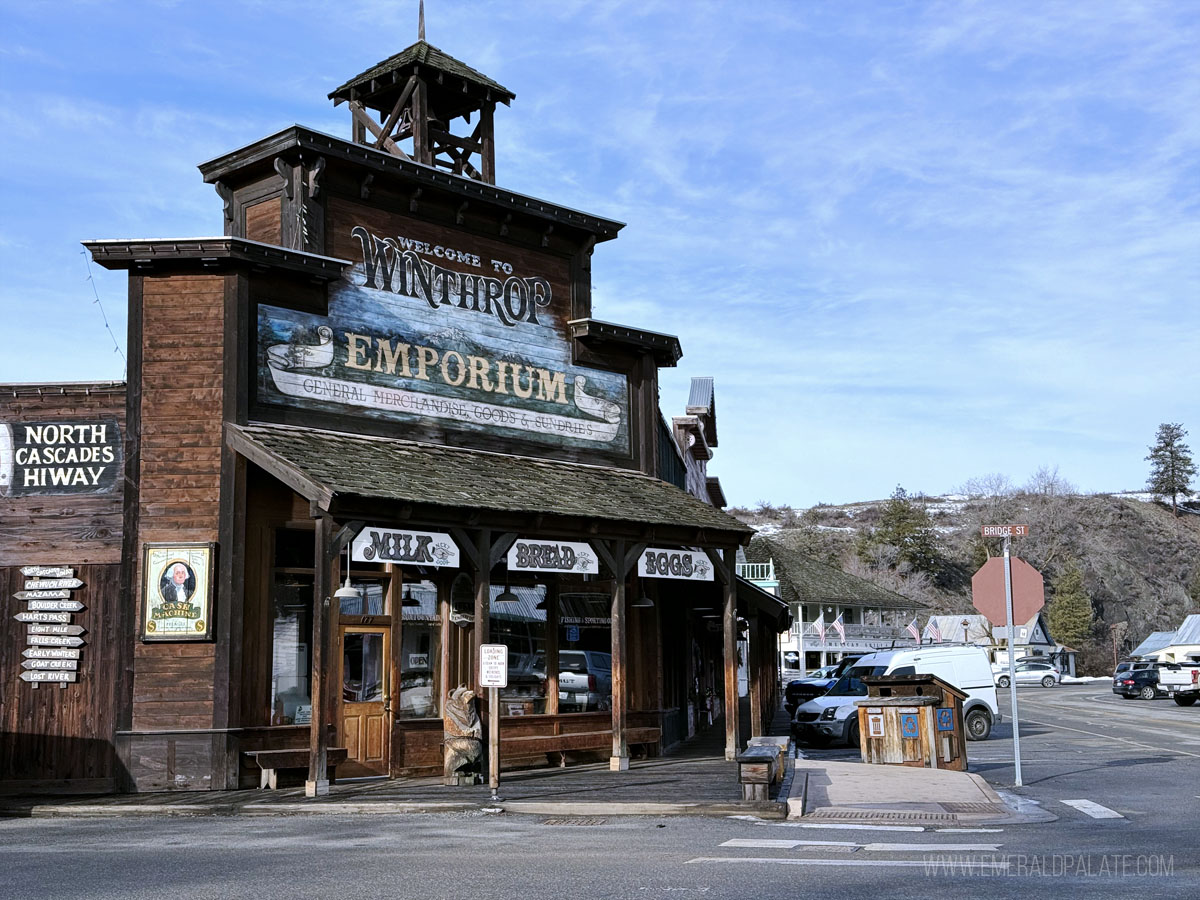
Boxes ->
[343,333,569,405]
[352,226,552,327]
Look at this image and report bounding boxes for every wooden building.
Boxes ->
[2,36,787,794]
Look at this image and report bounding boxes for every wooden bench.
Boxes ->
[500,727,661,766]
[244,748,349,789]
[736,745,780,801]
[745,736,790,782]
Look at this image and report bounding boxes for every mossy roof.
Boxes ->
[745,534,924,610]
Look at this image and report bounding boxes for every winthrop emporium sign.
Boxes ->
[257,222,630,455]
[0,419,121,496]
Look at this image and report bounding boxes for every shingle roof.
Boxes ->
[228,423,752,537]
[329,41,514,104]
[744,535,924,610]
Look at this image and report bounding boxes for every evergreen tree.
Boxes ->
[1046,561,1093,649]
[858,485,943,576]
[1146,423,1197,516]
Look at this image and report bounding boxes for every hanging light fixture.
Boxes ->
[333,539,359,600]
[632,588,654,608]
[494,574,518,603]
[401,585,420,607]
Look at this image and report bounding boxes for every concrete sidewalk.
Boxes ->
[787,757,1054,826]
[0,753,1048,826]
[0,709,1049,825]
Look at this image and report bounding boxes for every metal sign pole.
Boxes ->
[1003,535,1023,786]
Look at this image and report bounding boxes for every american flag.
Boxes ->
[906,617,920,640]
[812,613,826,642]
[925,619,943,643]
[832,613,846,643]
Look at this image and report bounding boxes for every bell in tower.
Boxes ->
[328,2,514,185]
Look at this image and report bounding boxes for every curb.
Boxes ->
[1,798,788,820]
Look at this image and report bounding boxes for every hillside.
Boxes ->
[729,493,1200,674]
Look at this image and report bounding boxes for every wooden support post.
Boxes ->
[546,581,559,715]
[480,101,496,184]
[610,538,629,770]
[748,613,762,738]
[306,513,333,796]
[721,548,739,761]
[472,529,492,698]
[412,77,432,166]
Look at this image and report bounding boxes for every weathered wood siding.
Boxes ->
[126,273,227,789]
[0,383,126,791]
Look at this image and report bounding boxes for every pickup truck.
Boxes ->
[538,650,612,712]
[1157,661,1200,706]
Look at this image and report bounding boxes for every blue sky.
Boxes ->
[2,1,1198,508]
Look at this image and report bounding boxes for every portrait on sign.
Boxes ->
[141,543,215,641]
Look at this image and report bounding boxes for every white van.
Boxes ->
[791,645,1001,745]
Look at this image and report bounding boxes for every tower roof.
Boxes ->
[329,40,515,119]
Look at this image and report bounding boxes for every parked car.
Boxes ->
[1112,667,1164,701]
[792,645,1001,746]
[1150,661,1200,706]
[784,655,864,715]
[995,661,1061,688]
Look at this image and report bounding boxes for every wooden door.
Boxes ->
[338,626,390,777]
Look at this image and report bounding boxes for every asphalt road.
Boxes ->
[1,684,1196,899]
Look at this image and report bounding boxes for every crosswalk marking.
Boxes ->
[773,822,925,832]
[1060,799,1123,819]
[720,838,1002,852]
[687,857,1010,870]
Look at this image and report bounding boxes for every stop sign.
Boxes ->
[971,556,1045,627]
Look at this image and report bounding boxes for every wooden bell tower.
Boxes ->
[328,5,514,184]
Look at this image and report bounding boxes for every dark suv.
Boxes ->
[784,655,863,715]
[1113,668,1162,700]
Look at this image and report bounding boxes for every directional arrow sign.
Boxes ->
[14,611,72,624]
[27,599,85,612]
[19,670,77,683]
[13,589,72,601]
[20,565,75,578]
[27,635,85,647]
[23,578,83,591]
[22,659,79,671]
[27,624,86,636]
[23,647,82,660]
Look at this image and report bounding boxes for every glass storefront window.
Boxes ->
[558,590,612,713]
[397,579,441,719]
[271,574,313,725]
[342,631,385,702]
[338,577,388,616]
[489,583,547,716]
